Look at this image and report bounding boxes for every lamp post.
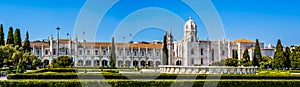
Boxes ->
[56,27,60,58]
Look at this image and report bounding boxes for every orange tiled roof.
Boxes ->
[30,42,49,47]
[248,47,271,50]
[58,39,71,43]
[234,39,255,43]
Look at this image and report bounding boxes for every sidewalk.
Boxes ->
[0,77,7,80]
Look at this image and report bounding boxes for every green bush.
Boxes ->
[1,80,300,87]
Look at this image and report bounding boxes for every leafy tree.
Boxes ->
[14,29,22,47]
[6,27,14,45]
[109,37,116,68]
[240,49,251,66]
[32,59,42,69]
[225,58,238,66]
[243,49,250,62]
[260,56,272,69]
[162,32,168,65]
[273,39,285,69]
[290,52,300,69]
[53,56,73,68]
[16,59,25,73]
[0,44,36,68]
[12,51,23,67]
[23,31,31,52]
[253,39,262,67]
[0,24,4,46]
[0,45,15,67]
[22,52,38,69]
[284,47,291,69]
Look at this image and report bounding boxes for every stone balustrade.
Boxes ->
[158,65,259,74]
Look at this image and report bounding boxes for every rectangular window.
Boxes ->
[148,51,152,57]
[37,50,40,54]
[119,50,122,56]
[127,50,130,56]
[95,50,99,55]
[87,50,90,55]
[191,58,194,65]
[191,49,194,55]
[201,48,203,55]
[201,58,203,65]
[71,49,75,55]
[53,49,56,55]
[212,49,214,61]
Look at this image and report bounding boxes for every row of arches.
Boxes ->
[76,60,161,67]
[43,59,182,67]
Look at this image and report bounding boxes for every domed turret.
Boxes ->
[184,17,197,30]
[183,17,197,42]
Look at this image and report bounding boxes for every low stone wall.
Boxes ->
[158,66,259,74]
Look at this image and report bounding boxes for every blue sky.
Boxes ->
[0,0,299,46]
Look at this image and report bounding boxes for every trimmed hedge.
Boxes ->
[290,70,300,73]
[24,68,77,74]
[7,73,300,79]
[1,80,300,87]
[24,68,119,74]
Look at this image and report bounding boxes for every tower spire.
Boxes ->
[169,27,172,36]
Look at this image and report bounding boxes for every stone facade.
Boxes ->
[30,17,275,68]
[169,17,274,66]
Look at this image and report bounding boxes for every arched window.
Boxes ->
[148,51,152,57]
[191,49,194,55]
[141,51,145,56]
[134,51,137,56]
[86,60,91,66]
[95,50,99,55]
[78,60,83,66]
[79,50,83,55]
[103,49,107,56]
[37,50,40,54]
[45,50,49,55]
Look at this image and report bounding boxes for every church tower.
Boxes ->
[183,17,198,66]
[167,29,174,65]
[184,17,197,42]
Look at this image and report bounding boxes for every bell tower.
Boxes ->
[184,17,197,42]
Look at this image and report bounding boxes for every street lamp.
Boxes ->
[56,27,60,58]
